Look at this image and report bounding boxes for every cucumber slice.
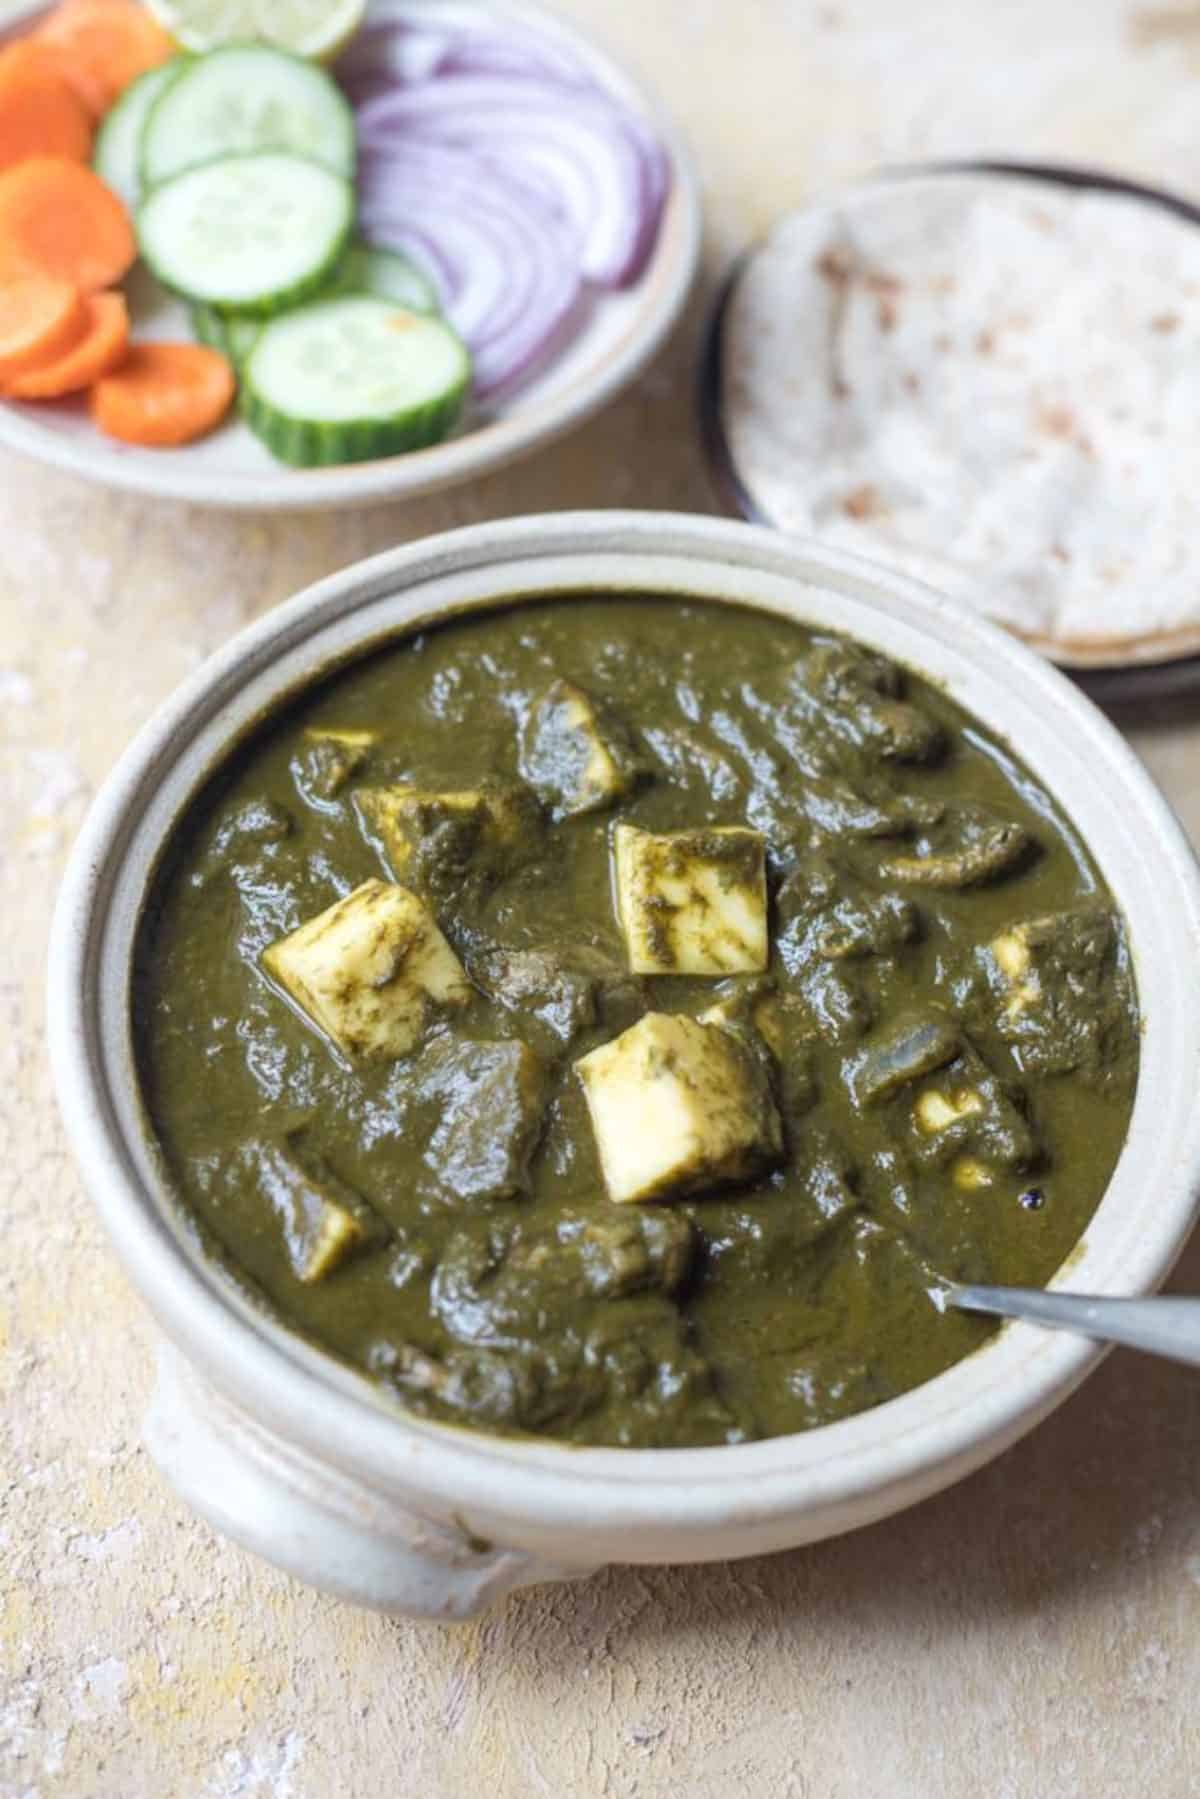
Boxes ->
[326,244,441,316]
[189,300,226,353]
[138,151,354,315]
[93,59,188,210]
[244,295,471,467]
[189,302,261,366]
[140,44,356,190]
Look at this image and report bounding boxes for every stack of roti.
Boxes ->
[721,172,1200,666]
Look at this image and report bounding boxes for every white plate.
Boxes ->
[0,0,701,510]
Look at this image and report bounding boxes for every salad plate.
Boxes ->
[0,0,701,510]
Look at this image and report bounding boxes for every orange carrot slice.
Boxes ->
[90,342,235,446]
[0,158,135,290]
[0,42,94,166]
[5,290,129,398]
[0,275,87,381]
[35,0,174,116]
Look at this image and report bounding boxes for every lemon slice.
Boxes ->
[146,0,368,61]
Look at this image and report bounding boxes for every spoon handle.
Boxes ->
[951,1285,1200,1370]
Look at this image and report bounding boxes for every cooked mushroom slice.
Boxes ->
[851,1011,960,1106]
[881,806,1037,889]
[519,678,644,818]
[798,639,946,767]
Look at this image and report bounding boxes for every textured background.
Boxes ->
[5,2,1200,1794]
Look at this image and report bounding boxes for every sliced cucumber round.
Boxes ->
[93,58,189,210]
[243,295,471,467]
[189,302,262,367]
[326,244,441,316]
[138,151,354,315]
[139,44,356,191]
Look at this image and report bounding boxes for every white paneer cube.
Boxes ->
[520,679,640,818]
[262,878,470,1059]
[613,823,768,975]
[304,728,378,749]
[988,926,1040,1019]
[914,1085,984,1135]
[355,783,533,883]
[575,1011,782,1204]
[295,1196,368,1282]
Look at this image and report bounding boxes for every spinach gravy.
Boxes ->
[134,597,1139,1448]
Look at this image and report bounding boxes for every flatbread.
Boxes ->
[721,173,1200,659]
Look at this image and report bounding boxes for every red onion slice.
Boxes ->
[337,22,457,96]
[343,9,672,393]
[359,143,584,397]
[338,12,590,101]
[357,75,665,287]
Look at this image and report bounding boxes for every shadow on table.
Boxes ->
[489,1222,1200,1648]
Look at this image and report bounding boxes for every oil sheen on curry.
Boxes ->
[134,597,1139,1448]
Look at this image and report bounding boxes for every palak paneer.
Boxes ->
[133,597,1139,1447]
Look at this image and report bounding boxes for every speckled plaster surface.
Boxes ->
[5,2,1200,1794]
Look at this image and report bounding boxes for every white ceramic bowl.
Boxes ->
[0,1,701,512]
[47,513,1200,1619]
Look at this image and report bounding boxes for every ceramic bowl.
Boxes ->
[47,512,1200,1619]
[0,1,701,512]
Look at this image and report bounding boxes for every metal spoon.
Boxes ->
[947,1284,1200,1369]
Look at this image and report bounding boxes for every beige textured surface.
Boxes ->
[5,2,1200,1794]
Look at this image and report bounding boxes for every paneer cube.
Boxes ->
[613,824,769,976]
[254,1140,385,1283]
[914,1085,984,1134]
[575,1011,782,1204]
[291,727,377,807]
[355,780,539,900]
[983,907,1135,1082]
[306,728,377,749]
[952,1155,995,1192]
[262,878,470,1059]
[519,678,641,818]
[989,927,1039,1019]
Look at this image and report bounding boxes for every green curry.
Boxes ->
[134,597,1139,1448]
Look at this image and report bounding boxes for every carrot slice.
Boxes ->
[0,276,87,381]
[0,158,135,290]
[0,42,94,166]
[5,291,129,398]
[35,0,175,116]
[90,342,235,446]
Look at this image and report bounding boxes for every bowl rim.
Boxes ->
[47,510,1200,1550]
[0,0,703,514]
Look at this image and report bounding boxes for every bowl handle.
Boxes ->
[143,1341,597,1620]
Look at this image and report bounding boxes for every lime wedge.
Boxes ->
[145,0,368,61]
